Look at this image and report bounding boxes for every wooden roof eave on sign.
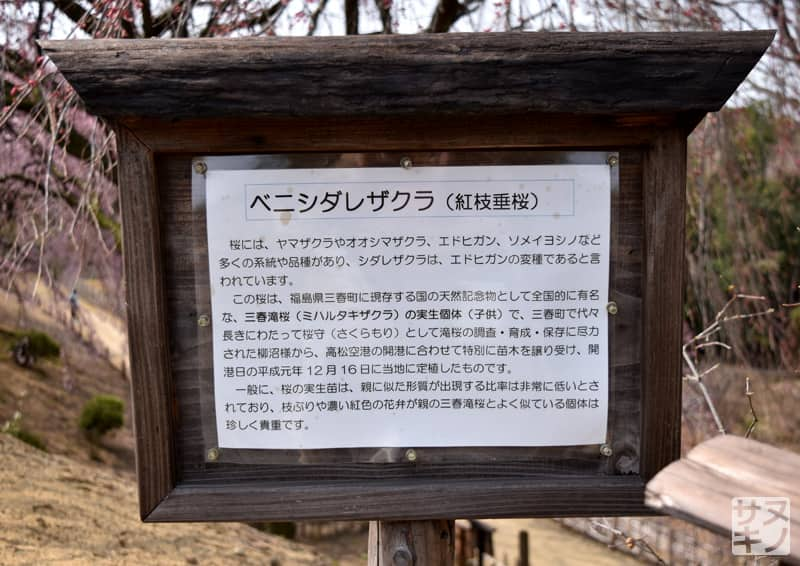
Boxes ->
[41,31,774,124]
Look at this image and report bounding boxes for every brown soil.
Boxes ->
[9,279,793,565]
[0,433,329,565]
[0,284,135,473]
[0,287,339,565]
[484,518,644,566]
[0,284,654,565]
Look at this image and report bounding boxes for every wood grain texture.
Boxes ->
[122,114,675,155]
[640,129,686,480]
[646,435,800,564]
[149,146,649,520]
[148,476,649,522]
[110,95,688,520]
[368,520,455,566]
[115,125,176,519]
[41,31,773,120]
[163,150,641,474]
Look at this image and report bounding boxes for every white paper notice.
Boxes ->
[205,164,611,449]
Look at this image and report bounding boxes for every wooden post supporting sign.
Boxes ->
[369,520,455,566]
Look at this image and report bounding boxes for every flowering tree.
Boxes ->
[1,0,569,306]
[1,0,798,368]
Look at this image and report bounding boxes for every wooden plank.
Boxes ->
[148,476,650,522]
[368,520,455,565]
[124,114,671,154]
[157,148,642,477]
[142,146,653,520]
[609,150,643,473]
[686,436,800,498]
[646,435,800,563]
[41,31,773,120]
[114,125,176,518]
[518,530,530,566]
[640,129,685,479]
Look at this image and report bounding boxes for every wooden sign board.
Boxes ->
[44,31,772,522]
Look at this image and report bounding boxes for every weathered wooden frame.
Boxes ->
[189,149,627,468]
[43,31,773,522]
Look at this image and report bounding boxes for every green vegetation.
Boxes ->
[10,427,48,451]
[2,411,47,452]
[685,103,800,367]
[0,327,17,352]
[252,522,297,540]
[2,327,61,362]
[22,330,61,359]
[79,395,124,439]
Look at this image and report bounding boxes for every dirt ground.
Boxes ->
[17,280,785,564]
[0,284,655,565]
[484,518,643,566]
[0,433,333,566]
[0,285,344,565]
[0,285,135,472]
[300,519,645,566]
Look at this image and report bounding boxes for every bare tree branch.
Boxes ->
[308,0,332,36]
[744,377,759,438]
[374,0,393,33]
[50,0,98,33]
[427,0,480,32]
[141,0,155,37]
[346,0,360,34]
[200,0,233,37]
[591,520,667,565]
